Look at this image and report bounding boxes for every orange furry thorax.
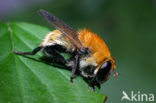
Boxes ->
[78,29,111,64]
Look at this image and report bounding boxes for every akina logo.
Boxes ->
[121,91,155,102]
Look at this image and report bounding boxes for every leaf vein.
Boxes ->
[7,23,25,103]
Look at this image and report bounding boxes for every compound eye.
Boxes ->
[96,61,112,83]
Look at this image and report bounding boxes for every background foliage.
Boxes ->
[0,0,156,103]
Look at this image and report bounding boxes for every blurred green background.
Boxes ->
[1,0,156,102]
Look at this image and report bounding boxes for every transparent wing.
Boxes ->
[39,9,83,49]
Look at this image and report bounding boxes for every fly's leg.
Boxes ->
[13,46,43,55]
[70,54,79,83]
[89,78,96,91]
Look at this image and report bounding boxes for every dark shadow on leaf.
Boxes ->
[16,54,68,69]
[17,55,43,62]
[40,56,68,69]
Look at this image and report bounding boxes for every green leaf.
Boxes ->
[0,22,106,103]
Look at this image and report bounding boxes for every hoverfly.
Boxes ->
[13,9,118,90]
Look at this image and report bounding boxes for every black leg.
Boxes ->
[13,46,43,55]
[70,54,79,83]
[89,79,95,91]
[43,46,67,65]
[89,78,101,91]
